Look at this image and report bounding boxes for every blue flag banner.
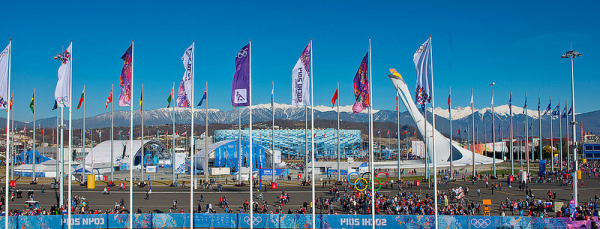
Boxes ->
[231,44,250,107]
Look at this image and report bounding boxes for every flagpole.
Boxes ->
[397,93,400,180]
[67,40,73,229]
[430,35,439,229]
[472,88,475,177]
[82,85,86,183]
[141,84,145,186]
[525,93,529,174]
[336,82,340,182]
[205,81,208,183]
[4,39,11,229]
[492,87,496,177]
[248,39,256,229]
[449,87,452,180]
[559,99,562,171]
[190,40,195,229]
[310,39,316,229]
[129,40,134,229]
[304,105,308,184]
[550,97,553,172]
[172,82,175,185]
[32,88,37,184]
[510,92,514,176]
[272,81,275,183]
[111,84,114,183]
[565,100,570,171]
[237,106,241,184]
[538,95,542,164]
[368,37,375,229]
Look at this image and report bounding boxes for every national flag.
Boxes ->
[140,87,143,111]
[465,127,468,134]
[567,106,572,115]
[52,100,57,111]
[447,93,451,113]
[29,92,34,113]
[543,99,551,115]
[271,84,274,107]
[523,95,527,114]
[396,94,399,111]
[470,92,473,106]
[537,96,540,111]
[167,86,174,108]
[377,130,380,136]
[458,129,460,135]
[76,88,84,110]
[352,52,369,114]
[0,43,9,110]
[197,87,207,107]
[292,42,311,106]
[509,94,512,114]
[232,44,250,107]
[414,37,432,105]
[54,43,72,108]
[177,43,194,108]
[387,130,390,137]
[181,131,187,136]
[552,103,560,116]
[561,103,567,119]
[119,44,132,107]
[313,132,316,138]
[105,88,113,110]
[395,131,398,136]
[331,86,339,108]
[402,130,407,135]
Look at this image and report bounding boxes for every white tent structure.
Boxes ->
[83,140,171,171]
[388,73,497,167]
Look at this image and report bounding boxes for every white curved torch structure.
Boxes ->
[388,73,497,167]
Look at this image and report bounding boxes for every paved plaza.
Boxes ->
[2,164,595,217]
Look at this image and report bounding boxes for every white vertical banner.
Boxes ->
[55,44,72,107]
[0,44,9,109]
[291,42,311,106]
[177,44,193,108]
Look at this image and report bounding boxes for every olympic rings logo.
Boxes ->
[244,216,262,225]
[347,172,389,191]
[470,218,491,228]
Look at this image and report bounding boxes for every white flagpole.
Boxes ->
[449,87,452,180]
[525,94,529,174]
[129,40,134,229]
[336,82,340,182]
[82,86,86,183]
[190,41,195,229]
[4,39,11,229]
[430,35,439,229]
[32,88,36,184]
[111,84,114,183]
[310,39,315,229]
[539,95,542,164]
[249,39,254,229]
[472,88,475,177]
[272,81,275,183]
[510,92,514,176]
[205,81,208,183]
[68,40,73,229]
[368,37,375,229]
[559,99,562,171]
[304,106,308,183]
[141,84,145,185]
[550,97,553,172]
[172,82,175,185]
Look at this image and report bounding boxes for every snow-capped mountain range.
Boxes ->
[9,102,598,138]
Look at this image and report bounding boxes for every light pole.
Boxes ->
[490,82,496,177]
[561,50,581,207]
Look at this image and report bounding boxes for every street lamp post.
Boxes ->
[561,50,581,207]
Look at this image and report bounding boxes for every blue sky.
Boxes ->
[2,1,599,122]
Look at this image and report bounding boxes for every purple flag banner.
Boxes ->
[352,52,369,114]
[231,44,250,107]
[119,44,132,107]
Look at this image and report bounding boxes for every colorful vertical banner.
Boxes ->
[119,44,132,107]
